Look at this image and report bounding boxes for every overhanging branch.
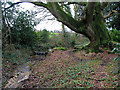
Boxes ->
[4,2,47,11]
[3,1,87,34]
[46,2,86,33]
[4,2,23,11]
[31,2,47,8]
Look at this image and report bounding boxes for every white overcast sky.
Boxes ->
[20,2,74,32]
[5,0,75,32]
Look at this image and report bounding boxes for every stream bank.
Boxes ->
[4,54,48,88]
[4,44,51,88]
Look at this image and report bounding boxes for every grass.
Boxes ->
[49,32,59,38]
[104,60,118,75]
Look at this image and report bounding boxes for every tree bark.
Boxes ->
[83,3,110,52]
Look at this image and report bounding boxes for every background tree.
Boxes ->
[2,1,40,47]
[60,2,75,47]
[11,10,38,46]
[0,1,2,88]
[38,29,49,44]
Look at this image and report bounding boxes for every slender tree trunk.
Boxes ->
[74,4,79,37]
[61,3,66,38]
[74,4,78,21]
[62,24,65,37]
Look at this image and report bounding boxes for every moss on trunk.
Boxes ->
[83,3,110,52]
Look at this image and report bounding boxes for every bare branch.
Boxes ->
[47,17,55,20]
[104,10,117,19]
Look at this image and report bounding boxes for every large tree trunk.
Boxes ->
[82,3,110,52]
[83,22,110,52]
[86,4,110,51]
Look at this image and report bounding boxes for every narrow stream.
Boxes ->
[5,46,51,88]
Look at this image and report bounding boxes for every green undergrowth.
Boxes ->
[52,47,68,51]
[3,45,32,65]
[104,60,119,75]
[36,59,118,88]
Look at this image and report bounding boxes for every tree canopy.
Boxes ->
[2,1,119,52]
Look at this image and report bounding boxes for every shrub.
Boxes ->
[2,44,32,64]
[37,29,50,44]
[109,29,120,42]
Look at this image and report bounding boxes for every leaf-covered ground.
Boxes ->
[22,49,119,88]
